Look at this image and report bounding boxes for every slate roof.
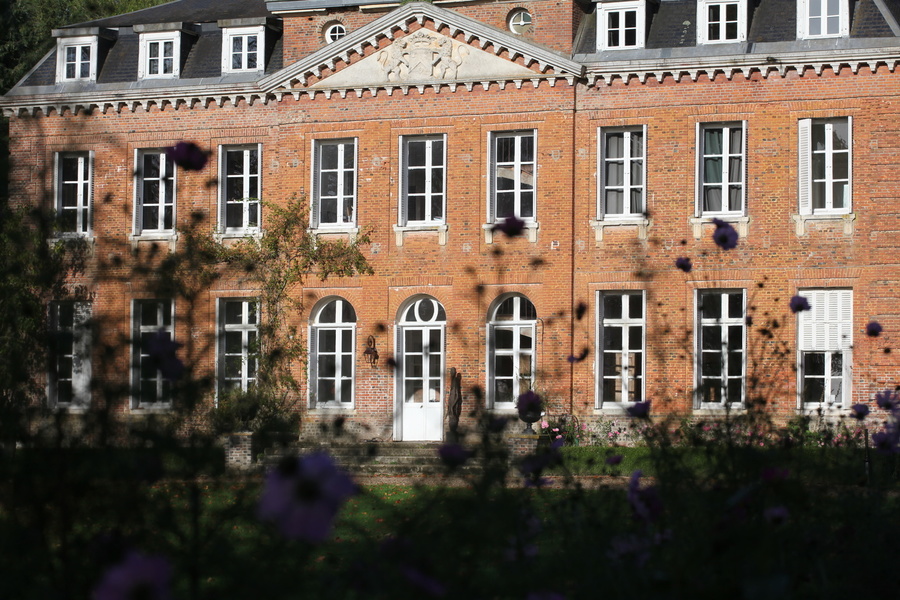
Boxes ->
[66,0,272,29]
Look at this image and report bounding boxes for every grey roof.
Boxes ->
[67,0,272,28]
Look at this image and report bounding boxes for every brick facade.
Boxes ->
[2,0,899,441]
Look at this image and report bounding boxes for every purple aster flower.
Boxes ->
[675,257,693,273]
[606,454,623,466]
[850,403,870,420]
[627,470,664,523]
[93,551,173,600]
[575,301,588,321]
[711,218,738,250]
[567,349,589,364]
[516,390,542,421]
[491,215,526,238]
[763,506,790,525]
[487,416,510,433]
[402,567,447,597]
[437,443,472,468]
[789,295,811,314]
[626,401,651,419]
[165,141,208,171]
[147,330,184,382]
[866,321,883,337]
[258,452,357,543]
[872,429,900,454]
[875,390,899,410]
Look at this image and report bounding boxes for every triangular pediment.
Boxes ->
[261,2,584,97]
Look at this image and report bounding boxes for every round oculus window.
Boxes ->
[324,23,346,43]
[508,9,533,34]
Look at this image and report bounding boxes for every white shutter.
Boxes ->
[133,149,141,234]
[72,302,92,406]
[597,127,605,220]
[309,326,319,407]
[797,1,809,39]
[740,120,748,214]
[640,124,648,214]
[797,119,812,215]
[311,143,320,228]
[837,289,853,350]
[488,133,496,222]
[695,121,702,216]
[845,116,853,212]
[399,137,407,226]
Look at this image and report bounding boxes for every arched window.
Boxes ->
[488,294,537,408]
[396,296,446,441]
[310,298,356,407]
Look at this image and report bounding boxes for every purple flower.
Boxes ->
[875,390,899,410]
[437,443,472,468]
[567,349,589,363]
[606,454,623,466]
[763,506,790,525]
[850,403,870,420]
[789,295,811,314]
[866,321,883,337]
[627,470,664,523]
[516,390,542,420]
[574,301,588,321]
[872,429,900,454]
[626,401,651,419]
[711,218,738,250]
[492,215,526,238]
[93,551,173,600]
[675,257,693,273]
[165,141,207,171]
[147,330,184,382]
[258,453,357,543]
[402,567,446,597]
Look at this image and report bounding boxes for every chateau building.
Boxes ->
[2,0,899,441]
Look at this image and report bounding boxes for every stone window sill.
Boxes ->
[690,215,750,239]
[483,222,539,244]
[791,213,855,236]
[393,223,448,246]
[590,218,651,243]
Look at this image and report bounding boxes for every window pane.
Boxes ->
[604,294,622,319]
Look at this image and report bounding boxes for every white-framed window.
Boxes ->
[508,9,533,34]
[222,26,264,73]
[138,32,180,79]
[48,301,92,408]
[55,151,92,235]
[132,299,174,408]
[220,145,261,234]
[489,131,536,223]
[312,139,356,229]
[488,294,537,409]
[598,291,645,406]
[697,1,747,44]
[597,1,645,50]
[310,298,356,408]
[134,149,175,234]
[219,299,258,394]
[598,126,646,218]
[324,22,346,43]
[797,0,849,39]
[797,289,852,409]
[696,290,745,408]
[401,135,446,226]
[697,122,746,216]
[56,36,97,82]
[798,117,851,215]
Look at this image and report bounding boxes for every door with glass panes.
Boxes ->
[397,297,445,441]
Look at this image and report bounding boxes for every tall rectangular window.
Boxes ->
[56,152,92,235]
[49,301,92,408]
[133,299,174,408]
[139,33,179,78]
[310,299,356,407]
[219,299,258,393]
[65,45,91,79]
[220,146,261,233]
[698,122,745,215]
[797,289,852,408]
[490,131,535,223]
[313,139,356,228]
[135,150,175,234]
[697,290,745,407]
[597,1,645,50]
[599,127,645,218]
[401,136,445,225]
[598,292,644,406]
[799,118,851,215]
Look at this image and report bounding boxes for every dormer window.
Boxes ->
[140,33,178,78]
[798,0,849,39]
[222,26,265,72]
[698,1,747,44]
[597,1,646,50]
[55,36,97,82]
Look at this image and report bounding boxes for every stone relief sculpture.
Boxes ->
[377,30,470,82]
